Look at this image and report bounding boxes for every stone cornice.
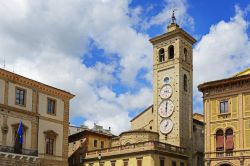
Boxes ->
[149,28,196,45]
[0,68,74,100]
[198,74,250,92]
[0,103,38,117]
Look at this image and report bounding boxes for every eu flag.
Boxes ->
[17,120,23,144]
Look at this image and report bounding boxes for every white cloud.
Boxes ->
[148,0,194,30]
[0,0,155,135]
[193,6,250,106]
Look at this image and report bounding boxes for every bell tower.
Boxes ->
[149,15,196,150]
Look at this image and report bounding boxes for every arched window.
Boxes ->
[159,48,165,62]
[168,45,174,59]
[225,128,234,151]
[184,48,187,61]
[44,130,58,155]
[216,130,224,151]
[184,74,187,92]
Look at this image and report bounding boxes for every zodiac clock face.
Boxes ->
[158,100,174,118]
[159,84,173,99]
[160,118,173,134]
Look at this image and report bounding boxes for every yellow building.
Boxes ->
[198,68,250,166]
[0,68,74,166]
[69,16,204,166]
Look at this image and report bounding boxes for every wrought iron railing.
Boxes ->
[0,145,38,156]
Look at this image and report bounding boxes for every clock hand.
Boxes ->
[165,121,169,127]
[165,101,168,111]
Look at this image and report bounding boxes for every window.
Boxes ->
[184,48,187,61]
[101,141,104,148]
[225,128,234,150]
[172,161,176,166]
[216,129,224,151]
[220,101,229,114]
[46,138,55,155]
[180,162,185,166]
[15,88,26,106]
[47,98,56,115]
[94,140,97,148]
[123,159,129,166]
[184,74,187,92]
[111,160,116,166]
[160,159,165,166]
[137,158,142,166]
[168,45,174,59]
[159,48,165,62]
[44,130,57,155]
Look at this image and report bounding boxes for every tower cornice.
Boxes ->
[149,28,196,45]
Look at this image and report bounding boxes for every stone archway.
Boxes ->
[215,161,235,166]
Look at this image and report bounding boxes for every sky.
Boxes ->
[0,0,250,135]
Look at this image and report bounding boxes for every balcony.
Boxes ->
[205,150,250,159]
[0,145,38,156]
[0,145,39,162]
[85,141,187,159]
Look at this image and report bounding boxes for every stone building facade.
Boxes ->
[69,20,204,166]
[0,68,74,166]
[68,124,114,166]
[198,68,250,166]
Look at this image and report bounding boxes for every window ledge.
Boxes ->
[47,112,56,116]
[15,103,26,107]
[218,113,231,116]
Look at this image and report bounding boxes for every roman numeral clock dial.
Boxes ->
[159,84,174,134]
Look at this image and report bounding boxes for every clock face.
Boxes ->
[160,118,173,134]
[158,100,174,117]
[159,85,173,99]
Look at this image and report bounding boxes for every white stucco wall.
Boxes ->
[38,119,63,157]
[38,93,64,121]
[8,82,32,111]
[6,117,31,149]
[0,79,5,104]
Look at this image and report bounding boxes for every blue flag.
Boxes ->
[17,121,23,144]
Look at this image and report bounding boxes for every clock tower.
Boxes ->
[149,20,196,151]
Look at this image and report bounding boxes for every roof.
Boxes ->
[193,113,205,126]
[193,113,204,122]
[234,68,250,77]
[130,105,153,122]
[68,127,115,140]
[0,68,74,99]
[118,128,159,137]
[198,70,250,92]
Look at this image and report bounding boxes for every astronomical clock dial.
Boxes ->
[160,118,173,134]
[158,100,174,118]
[159,84,173,99]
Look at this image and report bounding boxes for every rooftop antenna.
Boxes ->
[3,56,6,69]
[171,9,177,24]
